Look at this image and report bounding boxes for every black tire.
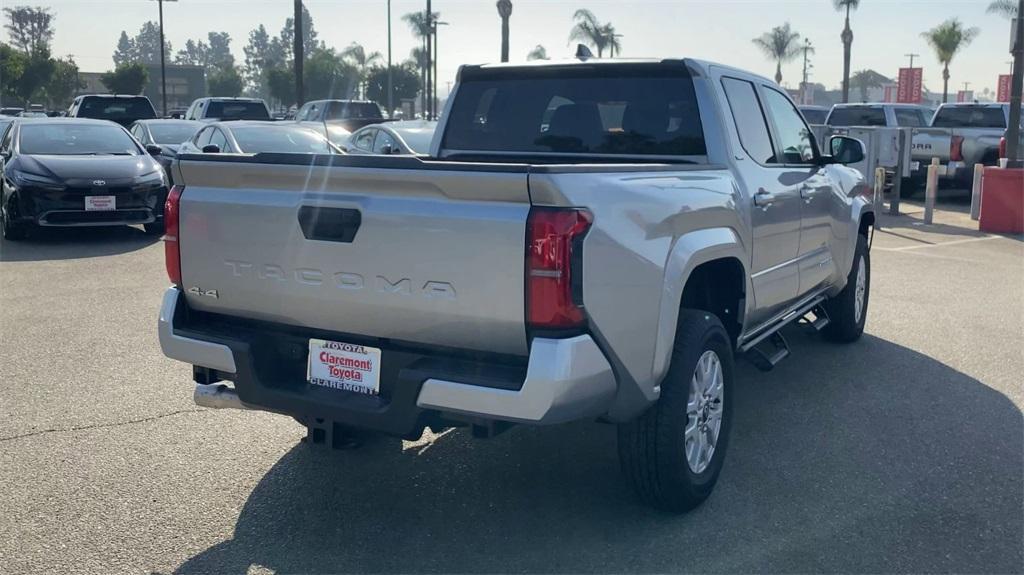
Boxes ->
[143,221,165,235]
[618,309,734,512]
[822,233,870,343]
[1,197,28,241]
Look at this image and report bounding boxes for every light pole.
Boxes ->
[801,39,813,105]
[1004,0,1023,167]
[387,0,393,117]
[150,0,177,117]
[294,0,305,107]
[432,20,448,119]
[425,0,433,119]
[496,0,512,63]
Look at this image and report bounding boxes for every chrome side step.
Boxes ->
[745,331,790,372]
[738,294,827,353]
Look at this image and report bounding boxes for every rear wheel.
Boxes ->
[822,234,870,343]
[618,309,733,512]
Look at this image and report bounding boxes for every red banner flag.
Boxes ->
[897,68,923,103]
[997,74,1012,102]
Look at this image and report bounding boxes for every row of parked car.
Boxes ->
[799,101,1018,189]
[0,93,438,241]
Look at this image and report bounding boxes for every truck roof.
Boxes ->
[458,57,775,86]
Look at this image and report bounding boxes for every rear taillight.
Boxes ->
[526,207,593,330]
[950,135,964,162]
[164,185,184,286]
[999,137,1007,159]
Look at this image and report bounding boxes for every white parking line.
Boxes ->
[874,235,1000,252]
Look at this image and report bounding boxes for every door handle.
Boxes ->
[753,189,776,207]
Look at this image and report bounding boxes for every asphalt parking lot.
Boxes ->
[1,193,1021,574]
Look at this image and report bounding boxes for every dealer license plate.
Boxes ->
[85,196,116,211]
[307,338,381,396]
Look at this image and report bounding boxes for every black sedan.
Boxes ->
[0,119,168,240]
[129,119,202,185]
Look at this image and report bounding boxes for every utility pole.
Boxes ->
[294,0,304,107]
[432,21,448,119]
[151,0,178,117]
[800,39,813,105]
[425,0,433,119]
[387,0,393,117]
[1004,0,1023,167]
[905,53,919,69]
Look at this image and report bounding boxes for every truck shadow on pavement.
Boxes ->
[0,225,159,262]
[173,331,1023,574]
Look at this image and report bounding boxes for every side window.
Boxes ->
[895,108,925,127]
[761,87,816,164]
[372,130,398,153]
[296,103,312,121]
[353,129,376,151]
[721,77,776,164]
[1,125,13,154]
[306,103,320,121]
[208,128,228,151]
[195,127,214,147]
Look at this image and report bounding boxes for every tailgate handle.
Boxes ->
[298,206,361,243]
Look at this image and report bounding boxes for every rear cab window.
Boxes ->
[894,108,928,127]
[205,101,270,121]
[442,63,707,161]
[827,106,887,127]
[931,106,1006,129]
[76,97,156,121]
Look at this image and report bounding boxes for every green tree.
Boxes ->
[101,63,149,95]
[752,22,803,84]
[341,42,382,98]
[921,19,980,103]
[305,48,358,101]
[3,5,54,54]
[365,63,422,109]
[206,32,234,70]
[112,31,136,66]
[280,5,321,63]
[266,67,295,107]
[0,42,27,104]
[527,45,548,61]
[208,66,243,97]
[44,56,82,108]
[16,47,55,105]
[850,69,889,102]
[568,9,608,56]
[175,39,208,67]
[833,0,860,103]
[987,0,1018,18]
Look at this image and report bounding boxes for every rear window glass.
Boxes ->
[231,126,334,154]
[931,107,1006,129]
[205,101,270,121]
[827,107,887,127]
[148,122,200,144]
[800,108,828,124]
[77,97,156,120]
[443,67,707,158]
[326,102,382,120]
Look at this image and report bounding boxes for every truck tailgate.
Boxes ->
[175,157,530,356]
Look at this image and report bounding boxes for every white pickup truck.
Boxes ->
[158,58,874,512]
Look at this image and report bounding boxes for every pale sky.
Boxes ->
[1,0,1015,97]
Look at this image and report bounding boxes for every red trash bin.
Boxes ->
[979,167,1024,234]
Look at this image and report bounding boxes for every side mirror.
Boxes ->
[829,136,865,165]
[379,143,395,155]
[146,144,162,156]
[201,144,221,154]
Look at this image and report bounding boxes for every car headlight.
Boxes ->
[134,170,168,188]
[10,170,64,190]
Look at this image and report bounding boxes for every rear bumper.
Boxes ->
[158,288,617,435]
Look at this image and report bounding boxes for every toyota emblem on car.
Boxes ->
[92,180,106,186]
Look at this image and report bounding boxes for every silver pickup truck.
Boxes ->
[158,58,875,512]
[911,103,1016,183]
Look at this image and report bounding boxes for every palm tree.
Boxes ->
[850,69,889,102]
[341,42,382,98]
[568,9,609,57]
[601,24,623,57]
[833,0,861,103]
[496,0,512,63]
[407,46,430,114]
[527,45,549,61]
[987,0,1018,17]
[403,11,436,114]
[752,23,803,84]
[921,19,980,103]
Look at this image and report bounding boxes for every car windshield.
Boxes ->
[827,107,887,126]
[931,106,1006,128]
[19,123,139,155]
[230,126,335,154]
[77,98,156,120]
[443,66,707,158]
[148,123,200,144]
[206,101,270,120]
[325,102,382,120]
